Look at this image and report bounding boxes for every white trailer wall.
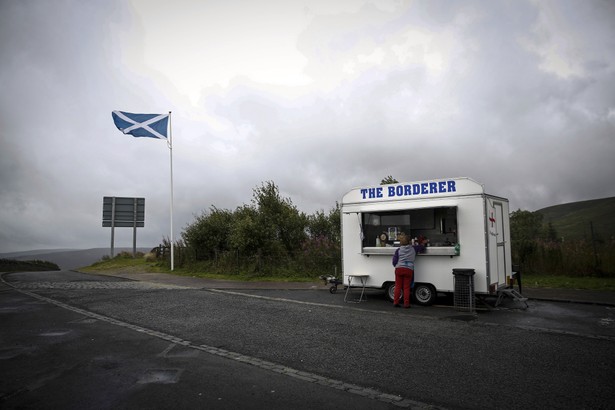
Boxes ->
[341,177,512,296]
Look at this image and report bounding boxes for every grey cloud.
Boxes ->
[1,0,614,252]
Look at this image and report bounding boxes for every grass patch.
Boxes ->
[79,253,166,274]
[79,254,320,283]
[80,254,615,291]
[170,270,319,283]
[522,274,615,292]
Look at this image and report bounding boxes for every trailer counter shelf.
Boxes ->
[361,246,458,256]
[341,177,512,305]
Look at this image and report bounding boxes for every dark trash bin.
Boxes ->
[452,268,476,312]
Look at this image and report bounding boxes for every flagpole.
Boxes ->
[168,111,174,271]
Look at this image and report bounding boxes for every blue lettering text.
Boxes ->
[360,180,456,200]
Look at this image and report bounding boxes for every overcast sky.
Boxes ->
[1,0,614,253]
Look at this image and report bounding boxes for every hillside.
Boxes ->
[536,197,615,242]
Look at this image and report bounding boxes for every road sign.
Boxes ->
[102,197,145,227]
[102,197,145,257]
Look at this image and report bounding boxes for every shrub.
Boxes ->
[144,252,157,262]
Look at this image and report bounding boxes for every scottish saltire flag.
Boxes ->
[112,111,169,139]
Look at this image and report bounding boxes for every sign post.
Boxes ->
[102,197,145,257]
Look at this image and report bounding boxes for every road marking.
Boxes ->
[2,282,444,409]
[210,289,615,342]
[207,288,437,319]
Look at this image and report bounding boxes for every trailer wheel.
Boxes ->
[413,283,436,306]
[384,283,406,304]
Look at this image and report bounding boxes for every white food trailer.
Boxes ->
[341,177,513,305]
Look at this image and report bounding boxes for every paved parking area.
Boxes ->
[2,270,615,410]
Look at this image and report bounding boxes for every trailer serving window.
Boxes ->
[361,207,458,252]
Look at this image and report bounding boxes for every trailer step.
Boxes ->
[496,288,528,308]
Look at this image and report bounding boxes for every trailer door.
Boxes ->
[488,201,507,286]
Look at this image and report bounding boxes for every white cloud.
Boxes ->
[125,0,314,104]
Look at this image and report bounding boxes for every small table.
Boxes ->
[344,275,369,303]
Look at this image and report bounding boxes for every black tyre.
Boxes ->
[413,283,437,306]
[385,282,406,304]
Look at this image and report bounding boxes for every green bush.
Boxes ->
[511,209,615,277]
[176,181,341,278]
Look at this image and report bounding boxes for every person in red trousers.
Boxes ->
[392,233,416,308]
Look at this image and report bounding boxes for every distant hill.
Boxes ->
[536,197,615,242]
[0,248,150,271]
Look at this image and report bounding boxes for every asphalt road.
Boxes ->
[2,270,614,409]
